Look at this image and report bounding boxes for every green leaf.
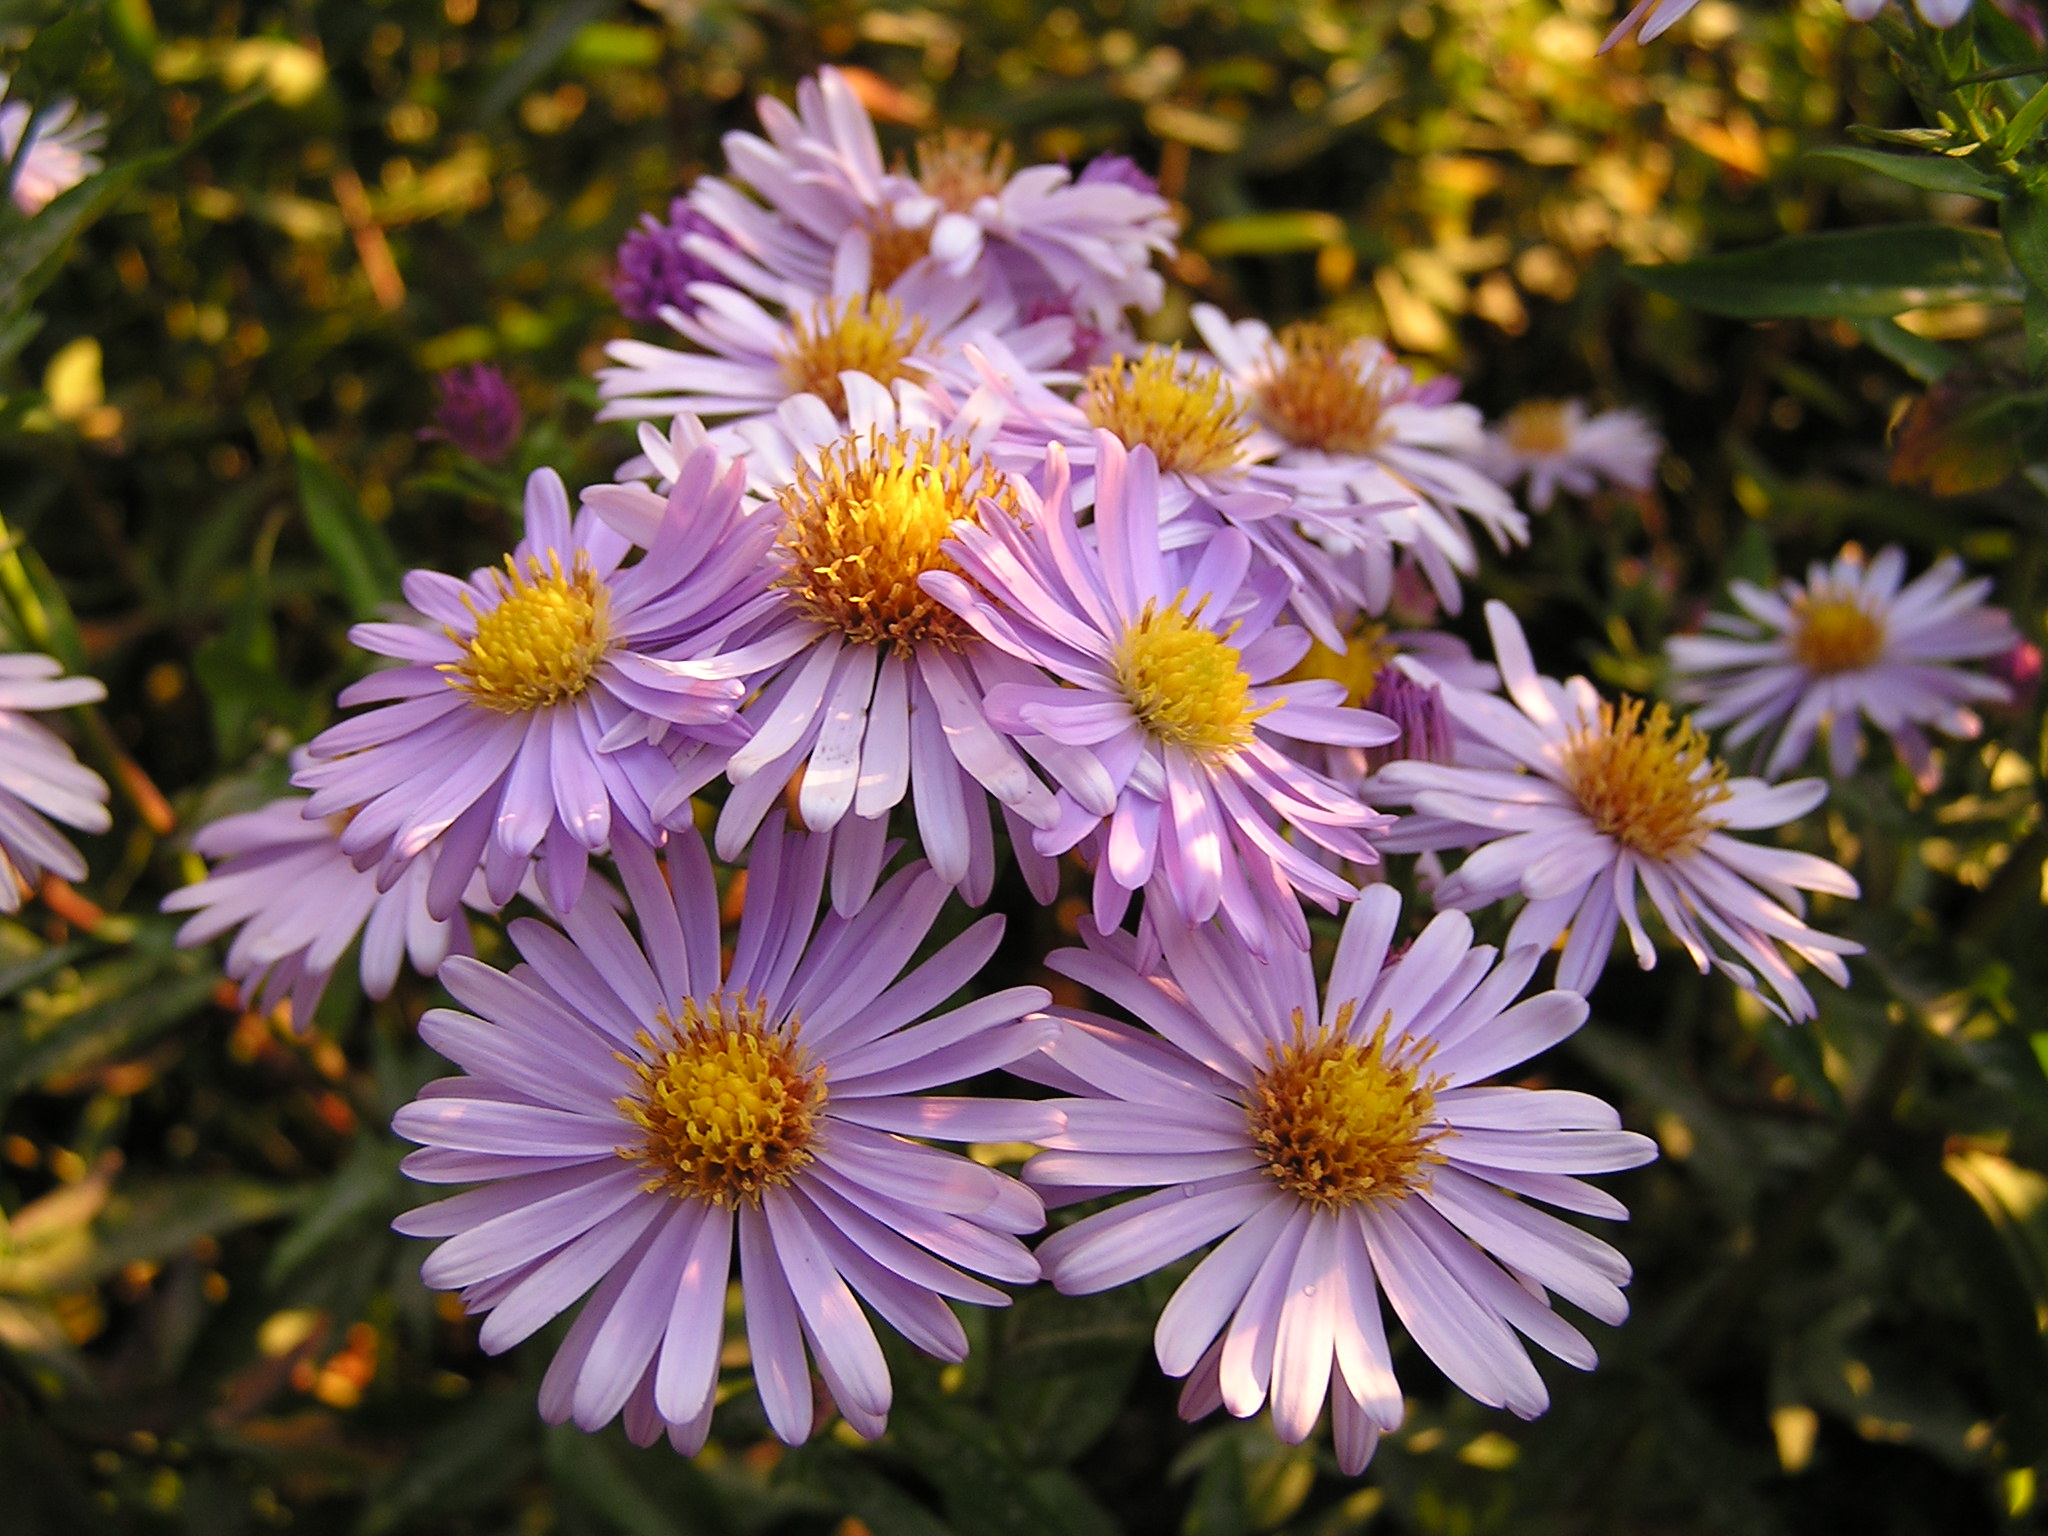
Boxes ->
[4,8,101,106]
[353,1390,538,1536]
[0,942,217,1100]
[2002,81,2048,160]
[2001,187,2048,374]
[781,1444,961,1536]
[1628,225,2023,320]
[1809,147,2003,201]
[473,0,620,122]
[292,431,402,621]
[1194,210,1348,257]
[545,1427,703,1536]
[85,1176,306,1287]
[1852,316,1956,382]
[1878,1129,2048,1463]
[264,1138,407,1287]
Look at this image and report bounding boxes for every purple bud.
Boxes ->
[613,200,733,323]
[1407,374,1463,408]
[424,364,522,465]
[1021,293,1115,371]
[1363,667,1453,772]
[1988,637,2042,716]
[1077,153,1158,197]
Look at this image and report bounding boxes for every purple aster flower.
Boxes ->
[1019,885,1656,1474]
[1077,153,1159,197]
[1482,399,1661,512]
[1666,546,2017,789]
[391,822,1057,1450]
[636,377,1079,915]
[613,200,736,323]
[923,432,1399,957]
[0,653,109,907]
[1376,602,1862,1020]
[295,456,772,917]
[424,364,524,465]
[162,790,472,1028]
[0,72,105,216]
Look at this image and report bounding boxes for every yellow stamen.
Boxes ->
[1079,350,1252,476]
[1790,590,1886,674]
[1256,322,1400,454]
[776,429,1015,653]
[1284,619,1398,708]
[779,294,930,417]
[619,993,825,1206]
[1246,1008,1445,1209]
[1111,598,1275,755]
[1560,696,1730,860]
[1500,399,1573,457]
[445,552,611,713]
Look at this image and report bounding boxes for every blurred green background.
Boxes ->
[1,0,2046,1532]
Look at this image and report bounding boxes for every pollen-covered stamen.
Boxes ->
[915,128,1013,212]
[446,552,612,713]
[1246,1008,1445,1209]
[1790,589,1887,674]
[779,294,931,417]
[1256,322,1400,454]
[1080,350,1252,476]
[1111,597,1275,755]
[776,429,1015,652]
[1284,619,1398,708]
[1561,695,1731,860]
[1500,399,1572,457]
[619,993,826,1206]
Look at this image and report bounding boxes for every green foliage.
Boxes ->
[0,0,2043,1533]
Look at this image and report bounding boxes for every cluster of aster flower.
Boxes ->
[159,69,2025,1478]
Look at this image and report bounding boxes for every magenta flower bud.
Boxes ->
[612,200,732,323]
[1077,153,1158,197]
[425,364,523,465]
[1363,667,1453,772]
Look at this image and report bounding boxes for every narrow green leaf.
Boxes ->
[292,431,402,620]
[0,958,217,1099]
[2002,81,2048,160]
[545,1427,701,1536]
[1809,146,2003,200]
[473,0,619,122]
[265,1139,406,1286]
[1852,316,1956,382]
[1195,210,1348,257]
[5,9,101,105]
[1628,225,2022,320]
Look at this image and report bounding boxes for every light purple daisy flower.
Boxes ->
[1481,399,1661,512]
[686,69,1173,327]
[1375,602,1862,1020]
[677,376,1080,914]
[391,822,1057,1451]
[294,458,770,916]
[923,432,1398,956]
[0,654,109,908]
[1017,885,1655,1474]
[1191,304,1526,614]
[1,72,105,216]
[162,791,472,1028]
[1666,545,2018,790]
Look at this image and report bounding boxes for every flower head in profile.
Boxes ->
[392,824,1056,1452]
[1021,886,1655,1473]
[423,364,523,465]
[1,74,105,215]
[1603,0,1975,48]
[688,69,1173,326]
[1484,399,1660,512]
[1191,305,1525,613]
[163,790,472,1028]
[295,458,770,916]
[1377,602,1862,1019]
[0,654,109,908]
[924,432,1398,956]
[1666,546,2017,789]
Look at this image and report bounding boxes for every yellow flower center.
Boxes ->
[619,994,826,1206]
[1255,322,1399,454]
[1560,696,1731,860]
[779,294,930,417]
[1246,1011,1445,1209]
[1284,620,1398,708]
[1790,591,1886,674]
[1501,399,1573,457]
[1111,598,1275,755]
[446,552,612,713]
[776,429,1014,653]
[1079,350,1252,476]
